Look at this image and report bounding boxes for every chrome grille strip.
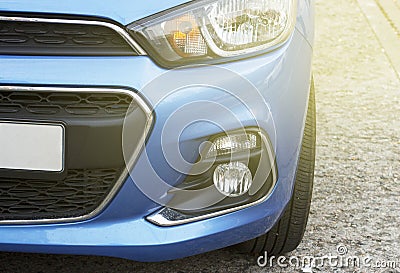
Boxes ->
[0,15,147,56]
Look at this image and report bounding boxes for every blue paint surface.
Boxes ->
[0,0,314,261]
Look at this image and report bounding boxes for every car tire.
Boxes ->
[235,78,316,255]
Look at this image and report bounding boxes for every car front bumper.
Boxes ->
[0,1,313,260]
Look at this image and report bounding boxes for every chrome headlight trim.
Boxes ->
[127,0,297,67]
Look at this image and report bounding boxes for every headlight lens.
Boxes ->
[128,0,296,67]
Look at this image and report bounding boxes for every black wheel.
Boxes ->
[236,78,316,255]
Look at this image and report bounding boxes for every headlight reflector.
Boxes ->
[128,0,296,66]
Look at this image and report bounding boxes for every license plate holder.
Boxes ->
[0,121,65,172]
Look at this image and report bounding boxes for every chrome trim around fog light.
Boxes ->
[146,186,276,226]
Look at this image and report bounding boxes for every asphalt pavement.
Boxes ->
[0,0,399,272]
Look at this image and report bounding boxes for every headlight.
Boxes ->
[128,0,296,67]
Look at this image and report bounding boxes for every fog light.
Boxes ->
[206,133,260,158]
[213,162,253,197]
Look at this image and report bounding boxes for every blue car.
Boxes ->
[0,0,315,262]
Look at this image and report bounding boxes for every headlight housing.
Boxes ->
[128,0,297,67]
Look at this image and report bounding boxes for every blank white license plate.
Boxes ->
[0,122,64,172]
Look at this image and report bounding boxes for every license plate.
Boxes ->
[0,122,64,172]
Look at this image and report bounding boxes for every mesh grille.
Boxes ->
[0,19,135,56]
[0,168,123,221]
[0,91,136,117]
[0,88,148,223]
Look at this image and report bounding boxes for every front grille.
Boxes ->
[0,18,136,56]
[0,86,152,224]
[0,91,136,117]
[0,168,122,221]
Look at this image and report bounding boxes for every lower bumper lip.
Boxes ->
[0,182,288,261]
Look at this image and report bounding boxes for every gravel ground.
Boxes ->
[1,0,399,272]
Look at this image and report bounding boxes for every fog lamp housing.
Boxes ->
[146,128,277,226]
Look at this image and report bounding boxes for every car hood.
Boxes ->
[0,0,190,25]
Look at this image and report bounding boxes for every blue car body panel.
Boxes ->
[0,0,189,25]
[0,0,314,261]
